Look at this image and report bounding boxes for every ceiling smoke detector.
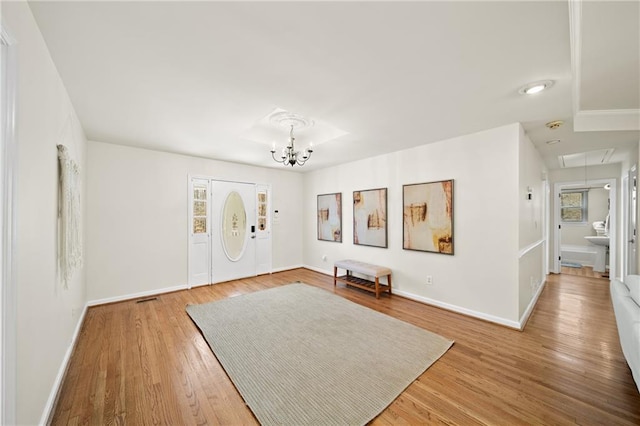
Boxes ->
[545,120,564,130]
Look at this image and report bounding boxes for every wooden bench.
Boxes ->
[334,259,392,299]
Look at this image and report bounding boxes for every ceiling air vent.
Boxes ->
[558,148,615,168]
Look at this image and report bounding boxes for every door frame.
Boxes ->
[625,165,637,276]
[553,178,617,279]
[622,174,629,276]
[543,178,550,275]
[1,22,18,426]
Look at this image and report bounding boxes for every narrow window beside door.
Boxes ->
[257,190,268,233]
[193,184,208,233]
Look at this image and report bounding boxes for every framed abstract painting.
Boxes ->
[353,188,387,248]
[403,180,454,254]
[317,193,342,242]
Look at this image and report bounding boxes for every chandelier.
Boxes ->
[270,125,313,167]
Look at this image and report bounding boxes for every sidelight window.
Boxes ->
[192,183,208,233]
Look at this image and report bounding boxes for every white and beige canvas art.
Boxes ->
[403,180,453,254]
[353,188,387,248]
[317,193,342,242]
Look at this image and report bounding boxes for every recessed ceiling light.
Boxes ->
[518,80,554,95]
[546,139,561,145]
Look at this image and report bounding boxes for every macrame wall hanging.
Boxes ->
[57,144,82,289]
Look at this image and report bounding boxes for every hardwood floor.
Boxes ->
[561,265,609,279]
[50,269,640,425]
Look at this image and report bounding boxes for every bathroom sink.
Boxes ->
[585,236,610,246]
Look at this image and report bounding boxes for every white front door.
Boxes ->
[211,180,257,283]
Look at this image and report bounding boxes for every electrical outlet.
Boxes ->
[322,255,327,262]
[426,275,433,285]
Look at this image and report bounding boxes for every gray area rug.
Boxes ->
[186,283,454,425]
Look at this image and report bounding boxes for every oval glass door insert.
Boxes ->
[222,191,247,261]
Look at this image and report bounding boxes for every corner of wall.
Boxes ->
[517,124,547,318]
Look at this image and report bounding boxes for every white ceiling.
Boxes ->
[28,1,639,172]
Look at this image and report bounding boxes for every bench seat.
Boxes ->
[334,259,392,299]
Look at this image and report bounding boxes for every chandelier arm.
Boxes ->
[297,150,312,166]
[271,150,286,164]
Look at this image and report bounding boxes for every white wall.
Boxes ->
[86,141,304,301]
[303,124,522,324]
[518,126,546,318]
[3,2,88,424]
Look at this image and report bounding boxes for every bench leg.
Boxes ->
[375,277,380,299]
[333,266,337,289]
[388,274,392,295]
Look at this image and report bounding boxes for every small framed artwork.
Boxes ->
[353,187,387,248]
[403,180,454,254]
[317,193,342,242]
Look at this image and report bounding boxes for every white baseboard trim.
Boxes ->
[302,264,332,276]
[271,265,304,274]
[392,289,521,329]
[87,270,313,307]
[40,303,88,425]
[87,284,189,307]
[301,265,521,329]
[189,282,213,289]
[518,278,547,330]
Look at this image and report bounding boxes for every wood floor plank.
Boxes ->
[50,269,640,425]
